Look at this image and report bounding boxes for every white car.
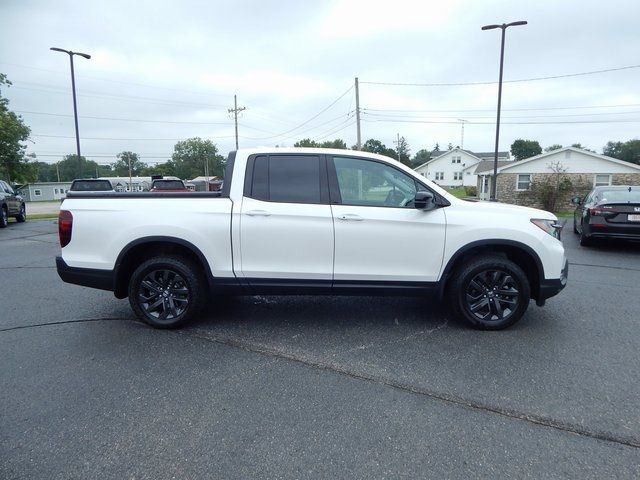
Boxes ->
[56,148,568,330]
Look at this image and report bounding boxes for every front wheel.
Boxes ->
[448,255,531,330]
[0,206,8,228]
[15,203,26,222]
[128,255,206,328]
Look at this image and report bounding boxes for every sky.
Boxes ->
[1,0,639,168]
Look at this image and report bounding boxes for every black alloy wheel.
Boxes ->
[0,206,8,228]
[465,270,520,322]
[449,255,530,330]
[128,255,205,328]
[16,204,26,222]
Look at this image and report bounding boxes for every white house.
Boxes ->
[414,148,511,188]
[485,147,640,207]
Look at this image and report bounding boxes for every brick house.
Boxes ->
[477,147,640,209]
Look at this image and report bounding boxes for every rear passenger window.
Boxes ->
[249,155,322,204]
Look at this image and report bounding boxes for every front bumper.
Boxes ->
[56,255,114,292]
[538,259,568,303]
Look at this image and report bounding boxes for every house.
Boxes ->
[481,147,640,208]
[18,182,73,202]
[414,148,511,188]
[189,176,223,192]
[98,176,153,192]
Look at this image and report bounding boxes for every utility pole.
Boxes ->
[393,133,404,163]
[228,95,246,150]
[458,119,467,149]
[128,157,132,192]
[355,77,362,150]
[56,162,60,182]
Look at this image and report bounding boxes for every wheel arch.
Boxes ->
[113,236,214,298]
[439,240,545,301]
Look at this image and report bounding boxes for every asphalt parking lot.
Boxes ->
[1,219,639,479]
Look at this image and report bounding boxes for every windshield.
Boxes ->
[70,180,113,191]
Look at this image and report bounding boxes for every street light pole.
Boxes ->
[50,47,91,178]
[481,21,527,201]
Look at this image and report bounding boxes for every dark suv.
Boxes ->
[0,180,26,228]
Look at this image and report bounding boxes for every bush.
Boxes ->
[464,186,478,197]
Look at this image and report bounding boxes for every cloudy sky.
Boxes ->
[1,0,639,167]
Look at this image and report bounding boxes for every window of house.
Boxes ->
[453,172,462,181]
[34,189,42,196]
[516,174,532,191]
[435,172,444,181]
[594,174,611,187]
[451,156,461,164]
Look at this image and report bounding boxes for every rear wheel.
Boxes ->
[448,255,530,330]
[15,203,26,222]
[0,206,8,228]
[128,255,205,328]
[579,223,593,246]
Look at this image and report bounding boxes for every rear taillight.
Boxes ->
[59,210,73,247]
[589,207,615,218]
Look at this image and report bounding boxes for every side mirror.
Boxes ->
[571,196,582,205]
[414,191,435,211]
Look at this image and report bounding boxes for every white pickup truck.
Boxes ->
[57,148,568,330]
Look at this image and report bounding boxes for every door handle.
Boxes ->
[337,214,363,221]
[245,210,271,217]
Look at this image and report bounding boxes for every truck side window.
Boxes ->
[250,155,322,204]
[251,155,269,201]
[269,155,321,204]
[331,156,418,208]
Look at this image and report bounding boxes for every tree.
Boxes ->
[603,139,640,164]
[433,143,440,152]
[361,139,397,159]
[528,161,573,212]
[569,143,595,152]
[545,144,563,152]
[511,139,542,161]
[112,151,146,176]
[412,149,431,168]
[395,136,411,166]
[56,154,102,181]
[169,137,225,180]
[294,138,348,149]
[0,73,37,183]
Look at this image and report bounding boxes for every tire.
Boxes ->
[0,206,8,228]
[15,203,26,223]
[128,255,206,329]
[573,218,578,234]
[448,255,531,330]
[579,224,593,247]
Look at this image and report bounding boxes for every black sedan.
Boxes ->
[0,180,26,228]
[573,185,640,246]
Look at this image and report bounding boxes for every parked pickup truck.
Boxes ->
[56,148,568,330]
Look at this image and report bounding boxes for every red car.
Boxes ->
[150,179,189,192]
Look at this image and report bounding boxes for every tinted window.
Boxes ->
[71,180,113,191]
[152,180,185,190]
[332,157,418,208]
[249,155,322,204]
[251,155,268,200]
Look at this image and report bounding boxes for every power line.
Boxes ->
[10,83,228,109]
[361,64,640,87]
[236,85,354,140]
[32,134,236,141]
[313,120,357,141]
[361,110,640,120]
[363,103,640,114]
[16,110,233,125]
[362,118,640,125]
[0,62,231,97]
